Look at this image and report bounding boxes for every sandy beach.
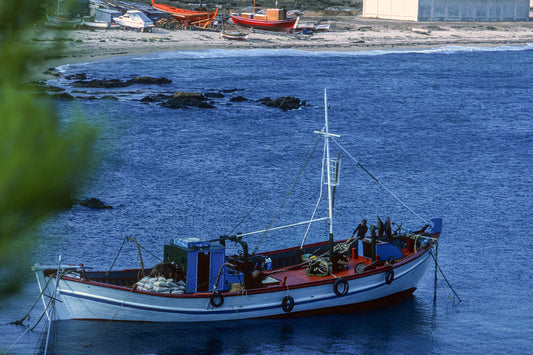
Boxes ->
[31,15,533,72]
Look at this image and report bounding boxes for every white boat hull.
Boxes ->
[36,250,433,322]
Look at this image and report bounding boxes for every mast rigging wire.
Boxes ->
[228,134,321,237]
[252,135,322,254]
[332,138,429,225]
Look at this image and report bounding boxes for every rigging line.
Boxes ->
[106,236,128,276]
[253,135,322,254]
[138,242,164,262]
[429,250,462,302]
[332,138,429,225]
[300,141,327,249]
[228,133,322,237]
[234,217,329,237]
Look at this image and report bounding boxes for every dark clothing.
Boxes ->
[353,223,368,239]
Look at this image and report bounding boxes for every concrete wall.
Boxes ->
[363,0,530,21]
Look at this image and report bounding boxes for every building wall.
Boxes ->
[363,0,530,21]
[363,0,419,20]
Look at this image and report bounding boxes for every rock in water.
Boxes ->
[80,198,112,209]
[160,91,215,109]
[259,96,304,111]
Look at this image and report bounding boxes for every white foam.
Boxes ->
[108,44,533,62]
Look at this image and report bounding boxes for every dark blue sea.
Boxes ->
[2,45,532,354]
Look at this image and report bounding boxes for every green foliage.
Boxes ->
[0,0,97,299]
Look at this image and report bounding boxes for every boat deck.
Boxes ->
[261,248,411,289]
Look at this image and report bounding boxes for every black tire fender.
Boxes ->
[385,268,394,285]
[210,290,224,307]
[282,295,295,313]
[333,278,349,297]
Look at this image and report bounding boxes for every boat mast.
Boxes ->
[315,89,340,263]
[324,90,334,238]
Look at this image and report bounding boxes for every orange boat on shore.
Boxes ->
[151,0,218,27]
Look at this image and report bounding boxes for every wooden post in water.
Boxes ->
[433,242,438,302]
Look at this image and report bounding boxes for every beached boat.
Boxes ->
[221,29,249,41]
[81,21,120,29]
[150,0,218,27]
[113,10,154,31]
[230,7,298,32]
[45,15,81,28]
[33,91,442,323]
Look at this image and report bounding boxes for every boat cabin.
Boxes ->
[164,237,227,293]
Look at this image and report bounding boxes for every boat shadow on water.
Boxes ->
[38,297,436,354]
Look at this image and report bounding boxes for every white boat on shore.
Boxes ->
[33,90,442,323]
[81,21,120,29]
[113,10,154,31]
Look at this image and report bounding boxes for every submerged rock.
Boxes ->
[100,95,119,101]
[50,92,75,100]
[140,93,173,102]
[221,88,243,93]
[259,96,305,111]
[43,67,61,77]
[230,95,248,102]
[80,198,112,209]
[71,78,130,88]
[65,73,87,80]
[205,92,224,98]
[28,81,65,93]
[129,76,172,85]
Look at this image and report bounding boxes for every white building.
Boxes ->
[363,0,530,21]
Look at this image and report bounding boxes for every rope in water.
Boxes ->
[429,250,462,302]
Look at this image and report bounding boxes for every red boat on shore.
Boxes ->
[151,0,218,27]
[230,8,298,32]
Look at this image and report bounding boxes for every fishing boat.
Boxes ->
[33,91,442,323]
[113,10,154,31]
[150,0,218,28]
[230,2,298,32]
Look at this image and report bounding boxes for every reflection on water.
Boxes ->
[39,297,438,354]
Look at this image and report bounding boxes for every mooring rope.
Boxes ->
[10,275,55,326]
[6,269,68,354]
[332,139,429,225]
[429,250,462,302]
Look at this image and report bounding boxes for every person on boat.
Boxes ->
[351,219,368,240]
